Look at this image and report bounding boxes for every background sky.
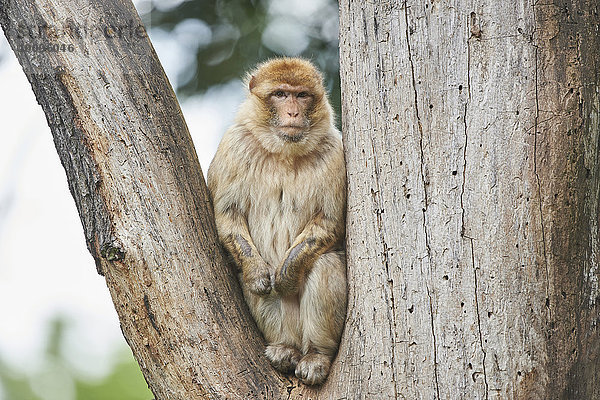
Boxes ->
[0,1,339,398]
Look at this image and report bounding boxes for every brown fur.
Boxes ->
[207,58,347,386]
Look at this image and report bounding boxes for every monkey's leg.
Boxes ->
[266,295,303,373]
[242,286,302,374]
[296,251,347,385]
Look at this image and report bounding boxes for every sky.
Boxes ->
[0,22,244,383]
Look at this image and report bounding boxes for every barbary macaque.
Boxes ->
[207,58,347,385]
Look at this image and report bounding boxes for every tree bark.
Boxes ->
[339,0,599,398]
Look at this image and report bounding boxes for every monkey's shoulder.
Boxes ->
[207,126,254,183]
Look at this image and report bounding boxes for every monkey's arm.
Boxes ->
[215,207,272,296]
[274,211,342,295]
[208,135,272,297]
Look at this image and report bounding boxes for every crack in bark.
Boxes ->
[370,136,399,399]
[402,2,431,258]
[464,18,489,398]
[426,284,440,398]
[471,239,489,398]
[402,1,430,251]
[461,25,473,237]
[144,293,161,335]
[532,4,551,320]
[403,1,438,398]
[461,111,468,237]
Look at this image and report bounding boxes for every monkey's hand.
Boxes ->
[274,238,319,296]
[222,231,272,296]
[275,211,342,296]
[243,259,272,296]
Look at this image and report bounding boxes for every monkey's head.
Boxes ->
[239,57,335,157]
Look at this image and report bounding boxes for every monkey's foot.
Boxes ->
[295,352,331,386]
[265,344,302,374]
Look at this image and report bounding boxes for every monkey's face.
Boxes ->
[242,58,333,156]
[267,84,313,143]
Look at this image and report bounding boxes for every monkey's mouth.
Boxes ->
[277,126,306,143]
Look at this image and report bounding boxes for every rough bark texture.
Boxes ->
[339,0,599,399]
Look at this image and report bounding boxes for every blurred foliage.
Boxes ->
[145,0,342,120]
[0,318,152,400]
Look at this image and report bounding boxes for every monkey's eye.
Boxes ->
[273,90,286,98]
[297,92,309,98]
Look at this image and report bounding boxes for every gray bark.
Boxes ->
[339,0,599,398]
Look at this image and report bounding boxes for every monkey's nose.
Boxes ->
[288,112,299,118]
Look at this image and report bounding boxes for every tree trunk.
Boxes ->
[338,0,599,398]
[2,0,599,398]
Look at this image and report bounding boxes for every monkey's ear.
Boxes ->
[249,75,257,91]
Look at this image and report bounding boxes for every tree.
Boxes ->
[338,0,599,397]
[1,0,598,399]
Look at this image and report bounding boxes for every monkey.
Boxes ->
[207,57,347,386]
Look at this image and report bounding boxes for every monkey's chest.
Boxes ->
[246,181,316,267]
